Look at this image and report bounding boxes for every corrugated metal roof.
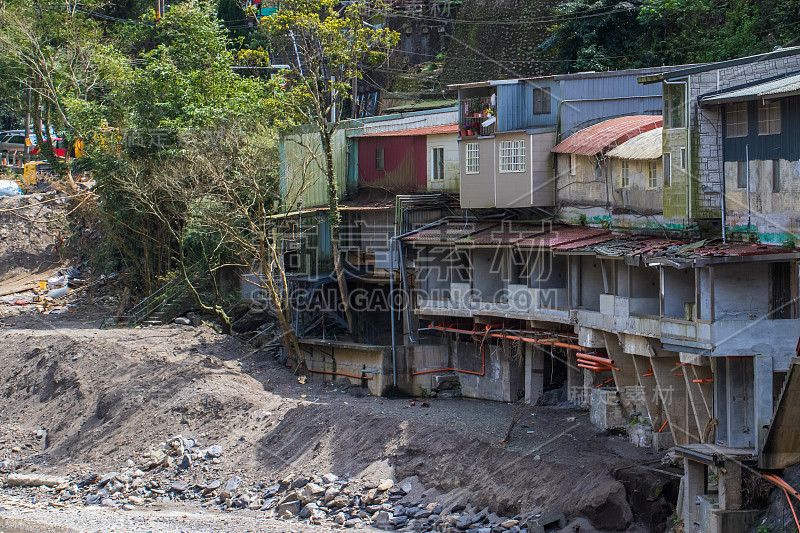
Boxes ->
[700,72,800,105]
[354,124,459,138]
[552,115,663,156]
[606,127,663,160]
[567,236,800,265]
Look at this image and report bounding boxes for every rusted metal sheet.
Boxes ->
[552,115,663,156]
[760,358,800,469]
[357,136,427,192]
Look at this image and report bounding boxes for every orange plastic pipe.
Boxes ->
[784,488,800,533]
[594,377,615,388]
[412,324,486,376]
[693,378,713,383]
[642,372,654,377]
[577,352,614,365]
[578,363,611,371]
[658,419,669,432]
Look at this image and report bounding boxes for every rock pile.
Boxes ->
[2,434,547,532]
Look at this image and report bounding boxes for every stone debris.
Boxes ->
[0,435,543,533]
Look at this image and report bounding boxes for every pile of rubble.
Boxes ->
[1,433,559,533]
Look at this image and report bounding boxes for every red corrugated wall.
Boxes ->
[357,136,427,192]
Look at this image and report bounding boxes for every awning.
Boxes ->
[552,115,663,156]
[606,127,663,160]
[699,72,800,105]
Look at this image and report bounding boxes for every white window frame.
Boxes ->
[375,147,385,170]
[647,160,658,189]
[431,146,445,181]
[569,153,577,176]
[620,160,630,188]
[499,140,526,173]
[663,153,671,187]
[465,143,480,174]
[680,147,687,169]
[758,100,781,136]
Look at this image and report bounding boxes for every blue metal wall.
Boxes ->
[558,72,665,138]
[493,70,665,138]
[723,95,800,162]
[497,80,560,132]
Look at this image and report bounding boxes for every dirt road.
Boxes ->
[0,309,679,532]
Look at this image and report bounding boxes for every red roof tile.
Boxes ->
[355,124,459,138]
[552,115,663,156]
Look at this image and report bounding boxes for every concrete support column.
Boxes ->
[684,363,714,442]
[632,354,666,428]
[754,354,773,454]
[718,460,742,511]
[525,345,544,405]
[683,458,706,532]
[652,354,695,444]
[603,332,638,388]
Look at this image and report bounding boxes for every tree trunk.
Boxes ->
[31,93,76,192]
[321,129,360,341]
[260,238,305,371]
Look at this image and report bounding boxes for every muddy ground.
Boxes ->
[0,308,681,532]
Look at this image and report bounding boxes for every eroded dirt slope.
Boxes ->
[0,313,678,531]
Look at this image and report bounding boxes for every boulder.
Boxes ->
[278,500,300,519]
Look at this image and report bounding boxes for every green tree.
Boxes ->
[260,0,398,339]
[0,0,124,189]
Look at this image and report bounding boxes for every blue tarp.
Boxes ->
[0,180,22,196]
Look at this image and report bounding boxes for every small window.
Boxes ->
[620,160,630,188]
[726,102,748,138]
[375,147,385,170]
[431,147,444,181]
[664,83,686,128]
[773,160,781,192]
[499,140,525,173]
[680,147,686,169]
[663,153,671,187]
[594,163,603,181]
[647,161,658,189]
[533,87,551,115]
[737,161,747,189]
[465,143,479,174]
[759,101,781,135]
[569,153,577,176]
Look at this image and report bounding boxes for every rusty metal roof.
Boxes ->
[403,220,800,263]
[354,124,459,138]
[552,115,663,156]
[606,127,663,160]
[568,236,800,265]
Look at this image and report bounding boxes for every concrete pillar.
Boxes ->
[525,345,544,405]
[754,354,773,454]
[603,332,637,388]
[683,458,706,533]
[718,460,742,511]
[632,354,666,428]
[652,354,695,444]
[566,350,583,404]
[685,364,714,442]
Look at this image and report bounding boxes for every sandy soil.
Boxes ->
[0,307,680,532]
